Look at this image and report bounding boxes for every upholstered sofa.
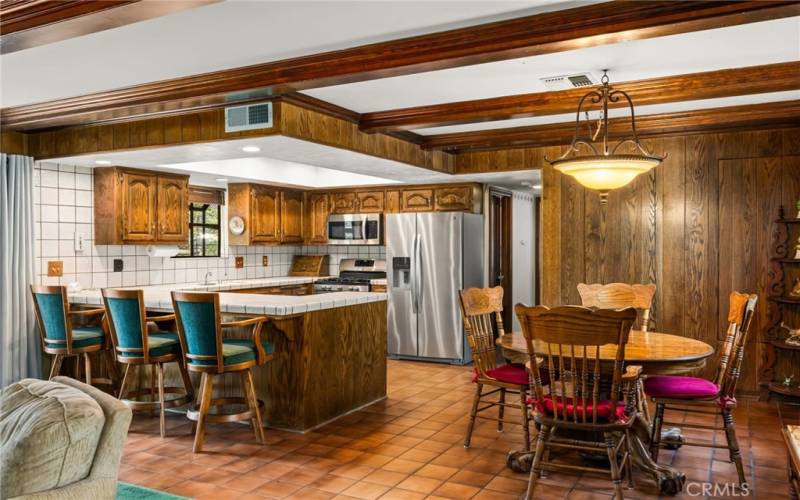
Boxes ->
[1,376,132,499]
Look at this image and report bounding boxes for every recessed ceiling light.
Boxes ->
[242,146,260,153]
[94,160,112,165]
[215,178,229,183]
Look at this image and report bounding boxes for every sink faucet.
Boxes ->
[204,271,214,285]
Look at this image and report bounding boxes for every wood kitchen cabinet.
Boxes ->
[330,192,356,214]
[306,192,330,244]
[330,191,384,214]
[434,185,478,212]
[228,183,304,245]
[400,188,434,212]
[94,167,189,245]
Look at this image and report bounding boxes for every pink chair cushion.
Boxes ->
[538,396,627,422]
[472,363,529,386]
[643,375,719,399]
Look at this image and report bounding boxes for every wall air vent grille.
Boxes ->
[541,73,596,91]
[225,102,273,132]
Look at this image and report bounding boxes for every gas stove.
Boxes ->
[314,259,386,293]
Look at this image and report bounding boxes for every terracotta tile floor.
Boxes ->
[119,360,797,499]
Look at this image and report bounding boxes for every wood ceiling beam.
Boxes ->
[2,0,798,131]
[424,100,800,152]
[0,1,217,54]
[359,62,800,133]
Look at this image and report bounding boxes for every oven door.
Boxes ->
[327,214,381,245]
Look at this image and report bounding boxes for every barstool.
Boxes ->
[171,291,272,453]
[30,285,116,386]
[102,288,194,437]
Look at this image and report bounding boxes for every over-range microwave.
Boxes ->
[327,214,382,245]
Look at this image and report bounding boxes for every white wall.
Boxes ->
[32,162,384,288]
[511,190,536,331]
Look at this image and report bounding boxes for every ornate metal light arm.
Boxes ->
[545,71,665,203]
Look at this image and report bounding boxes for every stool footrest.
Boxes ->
[186,397,265,424]
[122,388,193,411]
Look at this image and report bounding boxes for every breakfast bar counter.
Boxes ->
[69,281,388,432]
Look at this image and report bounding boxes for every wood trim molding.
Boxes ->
[427,100,800,153]
[0,1,217,54]
[3,1,797,130]
[360,62,800,133]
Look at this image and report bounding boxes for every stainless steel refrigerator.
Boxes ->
[386,212,484,364]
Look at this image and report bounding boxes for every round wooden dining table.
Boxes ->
[496,330,714,495]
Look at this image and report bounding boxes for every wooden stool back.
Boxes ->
[459,287,504,379]
[577,283,656,332]
[514,305,637,424]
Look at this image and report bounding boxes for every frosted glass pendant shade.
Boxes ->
[551,154,661,193]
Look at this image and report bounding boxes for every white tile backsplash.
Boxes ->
[34,162,385,288]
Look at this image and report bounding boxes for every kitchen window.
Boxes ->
[177,203,221,257]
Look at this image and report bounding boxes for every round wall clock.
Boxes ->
[229,216,245,235]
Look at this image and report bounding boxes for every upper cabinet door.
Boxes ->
[280,190,304,243]
[434,186,473,212]
[156,176,189,242]
[400,188,434,212]
[251,185,280,242]
[330,192,356,214]
[121,171,157,242]
[307,193,330,244]
[356,191,384,213]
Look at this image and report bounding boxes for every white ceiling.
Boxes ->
[50,135,542,190]
[0,0,590,107]
[305,17,800,114]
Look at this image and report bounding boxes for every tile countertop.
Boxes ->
[67,277,386,317]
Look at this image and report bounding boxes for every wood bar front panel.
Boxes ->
[541,127,800,394]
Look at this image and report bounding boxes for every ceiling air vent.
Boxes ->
[540,73,596,91]
[225,102,273,132]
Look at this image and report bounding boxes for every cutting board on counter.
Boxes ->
[289,255,329,277]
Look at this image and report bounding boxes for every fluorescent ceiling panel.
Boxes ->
[158,157,399,188]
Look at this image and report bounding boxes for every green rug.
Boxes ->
[117,482,188,499]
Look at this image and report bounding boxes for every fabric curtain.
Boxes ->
[0,153,41,385]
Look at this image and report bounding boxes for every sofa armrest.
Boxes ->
[51,377,132,481]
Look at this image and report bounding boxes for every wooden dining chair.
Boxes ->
[171,291,272,452]
[459,287,533,450]
[30,285,116,386]
[578,282,656,422]
[515,304,641,500]
[577,283,656,332]
[102,288,194,437]
[645,291,758,487]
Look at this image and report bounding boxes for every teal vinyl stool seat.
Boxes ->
[30,285,117,388]
[102,288,194,438]
[171,291,271,453]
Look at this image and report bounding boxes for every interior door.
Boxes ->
[156,176,188,242]
[121,171,157,242]
[489,187,513,329]
[417,212,463,361]
[386,213,418,357]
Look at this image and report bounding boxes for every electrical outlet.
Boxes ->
[47,261,63,277]
[262,256,269,267]
[235,256,244,269]
[113,259,123,272]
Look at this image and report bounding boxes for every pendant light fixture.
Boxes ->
[547,71,664,203]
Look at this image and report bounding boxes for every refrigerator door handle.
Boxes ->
[411,233,419,314]
[415,232,423,311]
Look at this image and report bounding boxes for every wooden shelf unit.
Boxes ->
[762,206,800,399]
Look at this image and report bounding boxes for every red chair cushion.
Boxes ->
[538,396,627,422]
[472,363,529,386]
[643,375,719,399]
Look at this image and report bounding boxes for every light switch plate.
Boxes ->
[235,256,244,269]
[47,261,63,277]
[262,256,269,267]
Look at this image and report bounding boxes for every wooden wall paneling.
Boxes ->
[0,130,27,155]
[541,163,561,306]
[684,134,719,351]
[583,181,605,285]
[559,174,584,305]
[654,137,686,335]
[784,129,800,156]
